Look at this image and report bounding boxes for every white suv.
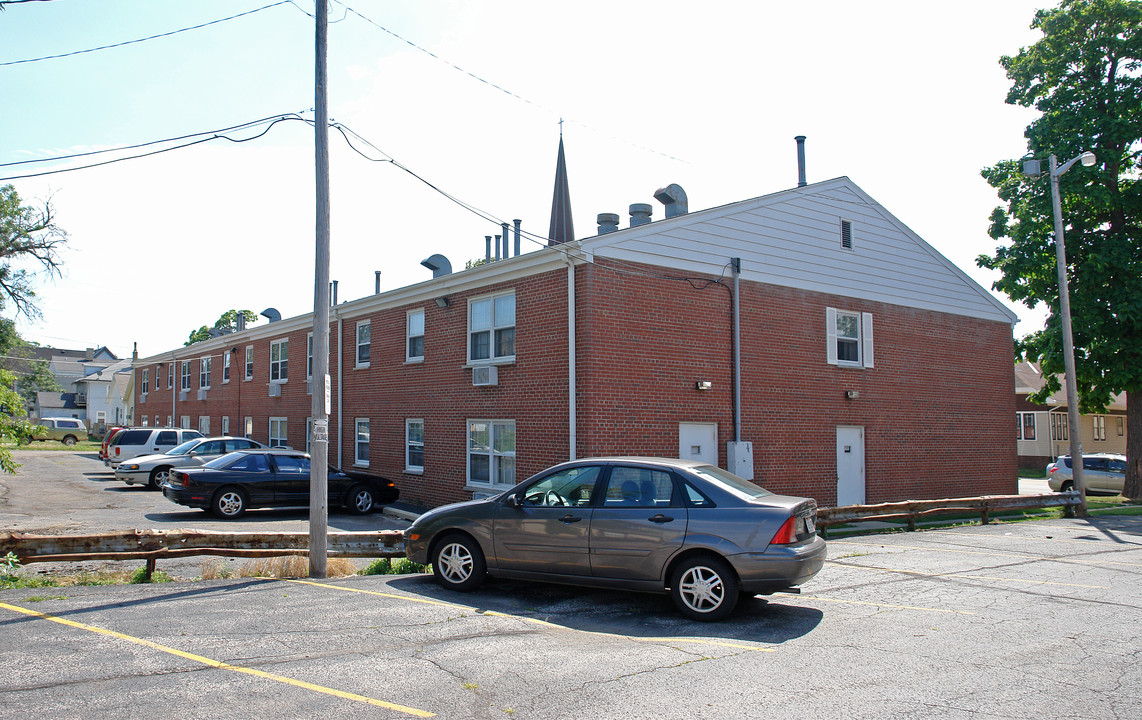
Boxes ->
[115,436,265,489]
[105,427,204,469]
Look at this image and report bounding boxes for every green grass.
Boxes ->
[2,439,102,452]
[358,557,431,576]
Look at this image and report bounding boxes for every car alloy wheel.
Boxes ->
[213,487,247,519]
[149,467,171,490]
[348,485,375,514]
[670,556,739,621]
[432,533,486,592]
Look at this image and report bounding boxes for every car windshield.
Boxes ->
[689,464,773,500]
[166,440,201,456]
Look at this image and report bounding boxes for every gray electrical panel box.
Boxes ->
[727,441,754,480]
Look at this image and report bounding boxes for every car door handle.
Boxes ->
[559,514,582,524]
[649,514,674,524]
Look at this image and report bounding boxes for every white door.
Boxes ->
[679,423,718,465]
[836,426,866,506]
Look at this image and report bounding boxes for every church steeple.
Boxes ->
[547,129,574,245]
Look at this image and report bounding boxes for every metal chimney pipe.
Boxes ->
[485,235,492,262]
[494,235,502,260]
[513,219,521,257]
[501,222,510,258]
[330,280,339,306]
[375,271,381,294]
[795,135,807,187]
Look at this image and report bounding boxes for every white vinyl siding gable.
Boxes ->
[585,178,1017,325]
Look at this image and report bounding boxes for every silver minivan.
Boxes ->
[105,427,204,469]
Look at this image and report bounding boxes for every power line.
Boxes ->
[0,1,296,66]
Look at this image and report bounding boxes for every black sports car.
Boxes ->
[162,448,398,519]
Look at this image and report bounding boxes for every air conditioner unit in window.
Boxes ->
[472,365,498,387]
[269,383,282,397]
[197,389,208,400]
[178,391,188,402]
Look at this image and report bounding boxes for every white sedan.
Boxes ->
[114,436,265,489]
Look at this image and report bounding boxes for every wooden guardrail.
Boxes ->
[816,491,1082,532]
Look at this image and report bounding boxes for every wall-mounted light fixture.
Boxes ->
[435,297,450,308]
[845,390,860,399]
[696,381,712,391]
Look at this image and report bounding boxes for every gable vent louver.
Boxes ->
[840,220,853,250]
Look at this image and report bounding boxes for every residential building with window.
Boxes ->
[132,169,1023,508]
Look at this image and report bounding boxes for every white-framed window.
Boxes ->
[1118,417,1125,436]
[270,338,288,382]
[406,419,424,473]
[223,352,231,383]
[407,310,425,362]
[356,320,371,367]
[198,416,210,435]
[468,292,515,363]
[153,415,159,427]
[167,363,173,389]
[467,419,516,487]
[181,361,192,391]
[221,416,230,435]
[1017,412,1036,441]
[180,416,190,429]
[1051,412,1069,441]
[245,345,254,380]
[306,332,313,379]
[244,416,253,438]
[269,417,288,447]
[141,369,149,396]
[355,418,370,466]
[199,357,212,389]
[826,307,873,368]
[96,411,106,424]
[166,415,172,427]
[1093,415,1107,442]
[141,416,149,427]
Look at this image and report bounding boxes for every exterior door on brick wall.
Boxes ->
[836,426,865,506]
[678,423,718,466]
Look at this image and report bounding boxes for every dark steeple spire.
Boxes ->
[547,129,574,245]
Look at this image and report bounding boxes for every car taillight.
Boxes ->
[770,516,798,545]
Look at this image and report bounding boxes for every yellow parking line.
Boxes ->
[795,595,975,615]
[287,579,775,652]
[0,601,434,717]
[828,562,1108,589]
[832,539,1142,569]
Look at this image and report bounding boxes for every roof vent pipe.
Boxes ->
[629,203,653,227]
[513,219,521,256]
[485,235,492,263]
[375,271,381,294]
[331,280,339,306]
[261,308,281,323]
[597,213,620,234]
[494,235,502,260]
[653,184,688,218]
[501,222,510,258]
[795,135,807,187]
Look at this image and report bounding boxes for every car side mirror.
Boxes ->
[504,494,521,508]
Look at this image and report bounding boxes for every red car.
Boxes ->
[99,427,124,461]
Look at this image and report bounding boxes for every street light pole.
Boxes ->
[1047,152,1094,515]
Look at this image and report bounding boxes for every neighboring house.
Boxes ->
[75,358,133,433]
[33,391,83,422]
[26,346,119,423]
[133,169,1019,508]
[1015,361,1128,469]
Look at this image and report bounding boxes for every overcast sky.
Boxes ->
[1,0,1053,358]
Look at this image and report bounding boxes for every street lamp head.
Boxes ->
[1080,151,1096,167]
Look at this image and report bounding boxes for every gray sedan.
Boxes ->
[405,457,826,621]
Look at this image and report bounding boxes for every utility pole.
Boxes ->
[310,0,331,577]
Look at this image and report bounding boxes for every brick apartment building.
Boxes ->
[132,175,1018,508]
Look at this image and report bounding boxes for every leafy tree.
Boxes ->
[185,309,258,346]
[0,317,61,408]
[979,0,1142,499]
[0,185,67,319]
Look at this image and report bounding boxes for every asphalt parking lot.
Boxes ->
[2,453,1141,719]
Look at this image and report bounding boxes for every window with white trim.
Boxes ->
[467,419,515,487]
[468,292,515,363]
[1051,413,1069,441]
[244,416,253,438]
[166,415,172,427]
[270,339,288,382]
[199,357,212,389]
[355,418,370,466]
[198,416,210,435]
[1017,412,1036,440]
[141,369,149,396]
[223,352,231,383]
[245,345,254,380]
[1118,417,1125,436]
[221,416,230,435]
[141,416,149,427]
[269,417,288,448]
[1093,415,1106,442]
[180,416,190,429]
[167,363,173,389]
[826,308,873,368]
[407,310,424,362]
[181,361,192,391]
[356,321,371,367]
[406,419,424,473]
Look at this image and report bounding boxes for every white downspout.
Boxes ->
[566,256,577,460]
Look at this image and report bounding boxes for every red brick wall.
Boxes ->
[134,258,1017,508]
